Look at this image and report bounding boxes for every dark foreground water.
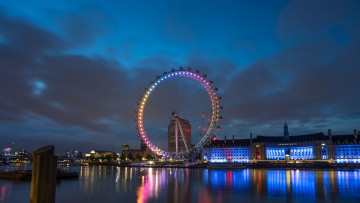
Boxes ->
[1,164,360,203]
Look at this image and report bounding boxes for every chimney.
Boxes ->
[232,135,235,144]
[250,133,253,144]
[328,129,332,140]
[224,136,226,144]
[354,129,357,139]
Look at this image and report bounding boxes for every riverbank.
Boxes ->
[38,161,360,169]
[248,162,360,169]
[111,162,360,170]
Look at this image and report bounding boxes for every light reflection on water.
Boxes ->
[1,164,360,202]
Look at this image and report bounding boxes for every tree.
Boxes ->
[127,153,134,161]
[105,154,113,162]
[145,154,154,161]
[120,153,126,161]
[90,154,95,162]
[135,154,142,161]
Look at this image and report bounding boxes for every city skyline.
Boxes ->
[1,0,360,153]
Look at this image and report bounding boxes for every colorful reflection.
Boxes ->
[336,170,360,198]
[0,186,6,202]
[134,167,360,202]
[267,170,287,196]
[3,164,360,202]
[206,169,250,191]
[290,170,315,198]
[136,168,192,203]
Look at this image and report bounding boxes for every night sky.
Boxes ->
[1,0,360,154]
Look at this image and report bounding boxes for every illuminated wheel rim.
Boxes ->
[136,69,220,158]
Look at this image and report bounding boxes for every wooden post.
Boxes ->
[30,145,57,203]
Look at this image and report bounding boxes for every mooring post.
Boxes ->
[30,145,57,203]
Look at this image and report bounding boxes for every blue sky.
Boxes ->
[0,0,359,153]
[0,0,285,66]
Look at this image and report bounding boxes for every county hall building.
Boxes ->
[202,123,360,164]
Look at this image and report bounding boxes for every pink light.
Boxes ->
[137,70,219,158]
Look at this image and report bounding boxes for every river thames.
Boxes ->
[1,164,360,202]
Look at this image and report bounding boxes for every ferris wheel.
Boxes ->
[136,67,221,158]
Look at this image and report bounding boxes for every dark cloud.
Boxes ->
[222,39,360,137]
[0,11,140,152]
[1,1,360,153]
[212,0,360,138]
[0,10,63,54]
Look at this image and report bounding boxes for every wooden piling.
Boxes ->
[30,145,57,203]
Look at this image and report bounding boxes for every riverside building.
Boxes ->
[202,123,360,164]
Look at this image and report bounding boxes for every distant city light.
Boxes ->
[4,147,11,152]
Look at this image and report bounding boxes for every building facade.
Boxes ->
[121,140,153,160]
[203,124,360,164]
[168,119,191,153]
[122,144,129,155]
[204,136,251,163]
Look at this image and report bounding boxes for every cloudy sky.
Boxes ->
[1,0,359,154]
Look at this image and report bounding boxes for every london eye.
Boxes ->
[136,68,221,158]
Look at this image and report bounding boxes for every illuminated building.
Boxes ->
[121,137,155,160]
[121,141,154,160]
[18,148,30,156]
[168,119,191,153]
[333,129,360,163]
[2,147,12,156]
[89,150,115,158]
[122,144,129,155]
[203,123,360,164]
[205,136,251,163]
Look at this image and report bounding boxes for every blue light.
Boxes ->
[266,146,315,160]
[290,147,314,160]
[334,145,360,163]
[203,151,208,160]
[266,147,287,160]
[267,170,287,195]
[208,147,250,163]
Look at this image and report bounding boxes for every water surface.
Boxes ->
[1,164,360,202]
